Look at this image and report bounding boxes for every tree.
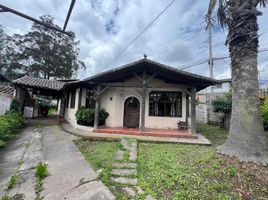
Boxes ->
[0,26,22,80]
[13,15,85,79]
[207,0,268,164]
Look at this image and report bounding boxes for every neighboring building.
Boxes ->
[0,74,15,115]
[13,76,66,117]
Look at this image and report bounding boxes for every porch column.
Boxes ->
[190,87,197,134]
[186,94,189,125]
[94,86,101,130]
[140,72,146,131]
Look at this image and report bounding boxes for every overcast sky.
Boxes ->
[0,0,268,80]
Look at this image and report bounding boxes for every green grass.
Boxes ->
[75,140,119,185]
[75,139,133,199]
[76,125,268,200]
[34,162,48,200]
[7,174,18,190]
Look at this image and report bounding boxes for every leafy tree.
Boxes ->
[5,15,85,79]
[207,0,268,164]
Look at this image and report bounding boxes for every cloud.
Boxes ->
[0,0,268,81]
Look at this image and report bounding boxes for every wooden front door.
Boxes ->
[124,97,140,128]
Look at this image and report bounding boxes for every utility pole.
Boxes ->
[208,23,214,94]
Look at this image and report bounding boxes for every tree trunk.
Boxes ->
[218,11,268,165]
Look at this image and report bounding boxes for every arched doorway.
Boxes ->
[124,97,140,128]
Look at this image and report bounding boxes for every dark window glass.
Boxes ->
[149,91,182,117]
[85,89,95,108]
[70,90,76,108]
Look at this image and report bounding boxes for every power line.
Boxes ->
[153,39,208,61]
[105,0,176,68]
[179,48,268,71]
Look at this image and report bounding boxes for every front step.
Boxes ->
[93,129,197,139]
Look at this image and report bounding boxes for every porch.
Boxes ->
[93,127,197,139]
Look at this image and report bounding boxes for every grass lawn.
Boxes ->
[75,125,268,200]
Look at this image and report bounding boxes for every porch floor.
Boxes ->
[93,127,197,139]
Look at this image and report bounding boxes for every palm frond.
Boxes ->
[206,0,217,27]
[217,0,228,28]
[257,0,267,7]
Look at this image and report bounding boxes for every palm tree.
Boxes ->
[207,0,268,164]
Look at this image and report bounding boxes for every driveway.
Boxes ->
[0,123,114,200]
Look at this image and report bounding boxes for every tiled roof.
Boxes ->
[13,76,66,91]
[0,85,14,97]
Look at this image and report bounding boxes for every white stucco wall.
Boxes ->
[101,77,187,129]
[0,94,12,116]
[62,77,190,130]
[64,88,80,127]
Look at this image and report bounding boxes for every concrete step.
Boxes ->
[111,169,137,176]
[112,162,137,169]
[110,177,137,186]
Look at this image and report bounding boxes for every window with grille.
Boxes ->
[149,91,182,117]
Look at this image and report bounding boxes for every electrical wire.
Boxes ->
[104,0,176,68]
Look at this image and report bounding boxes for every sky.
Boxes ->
[0,0,268,81]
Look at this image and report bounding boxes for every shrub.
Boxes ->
[212,92,232,129]
[10,98,20,112]
[261,98,268,131]
[0,112,25,148]
[212,92,232,114]
[75,107,109,126]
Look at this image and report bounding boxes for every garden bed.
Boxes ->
[75,125,268,199]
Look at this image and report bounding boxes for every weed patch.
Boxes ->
[34,162,48,200]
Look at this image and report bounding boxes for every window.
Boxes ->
[70,90,76,109]
[149,91,182,117]
[85,89,95,108]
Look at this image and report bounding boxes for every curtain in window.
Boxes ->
[167,93,177,116]
[151,93,162,115]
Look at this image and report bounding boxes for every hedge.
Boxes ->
[0,111,25,147]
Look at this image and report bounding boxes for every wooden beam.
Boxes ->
[140,71,147,131]
[146,73,156,85]
[133,72,143,83]
[186,94,189,125]
[190,87,197,134]
[63,0,76,31]
[181,88,191,96]
[0,4,71,36]
[100,85,110,94]
[93,86,101,130]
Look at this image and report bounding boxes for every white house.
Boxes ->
[60,58,219,133]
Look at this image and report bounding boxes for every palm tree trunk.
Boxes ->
[218,13,268,164]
